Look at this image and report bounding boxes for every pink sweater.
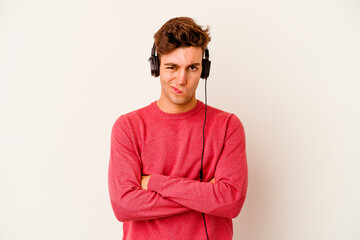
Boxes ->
[108,100,248,240]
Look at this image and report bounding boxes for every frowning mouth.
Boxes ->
[171,86,182,94]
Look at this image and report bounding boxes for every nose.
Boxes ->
[176,69,187,85]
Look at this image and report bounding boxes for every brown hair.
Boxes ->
[154,17,211,57]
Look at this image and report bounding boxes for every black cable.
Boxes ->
[200,78,209,240]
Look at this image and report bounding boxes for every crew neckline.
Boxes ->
[150,100,204,119]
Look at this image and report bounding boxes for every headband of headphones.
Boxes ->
[148,43,211,79]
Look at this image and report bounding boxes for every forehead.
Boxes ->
[160,46,203,65]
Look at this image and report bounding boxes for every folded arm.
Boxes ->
[108,116,194,222]
[146,115,248,219]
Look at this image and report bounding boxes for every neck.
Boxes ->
[156,98,198,114]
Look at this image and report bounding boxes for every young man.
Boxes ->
[108,17,248,240]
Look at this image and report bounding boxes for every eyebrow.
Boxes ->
[164,63,201,67]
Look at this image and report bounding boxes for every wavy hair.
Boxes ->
[154,17,211,57]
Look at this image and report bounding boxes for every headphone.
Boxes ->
[148,43,211,79]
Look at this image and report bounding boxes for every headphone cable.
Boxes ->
[200,78,209,240]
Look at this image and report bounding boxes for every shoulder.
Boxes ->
[206,104,243,126]
[206,104,231,118]
[112,102,154,131]
[204,103,245,138]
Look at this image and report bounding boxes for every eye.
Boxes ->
[166,66,176,70]
[188,66,198,71]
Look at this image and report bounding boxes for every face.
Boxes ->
[157,46,203,113]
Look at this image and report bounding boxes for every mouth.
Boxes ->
[171,86,182,94]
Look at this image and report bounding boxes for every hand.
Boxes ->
[141,175,151,190]
[209,178,215,183]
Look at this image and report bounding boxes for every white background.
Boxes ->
[1,0,359,239]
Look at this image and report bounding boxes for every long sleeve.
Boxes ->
[108,116,193,222]
[147,114,248,219]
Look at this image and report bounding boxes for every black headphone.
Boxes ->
[148,43,211,79]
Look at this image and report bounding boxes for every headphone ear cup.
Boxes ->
[201,58,211,79]
[149,55,160,77]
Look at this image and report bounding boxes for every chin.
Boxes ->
[162,88,195,107]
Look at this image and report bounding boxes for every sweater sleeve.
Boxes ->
[108,116,193,222]
[147,114,248,219]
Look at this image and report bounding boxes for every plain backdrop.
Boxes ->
[1,0,359,239]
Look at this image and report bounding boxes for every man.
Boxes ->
[108,17,248,240]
